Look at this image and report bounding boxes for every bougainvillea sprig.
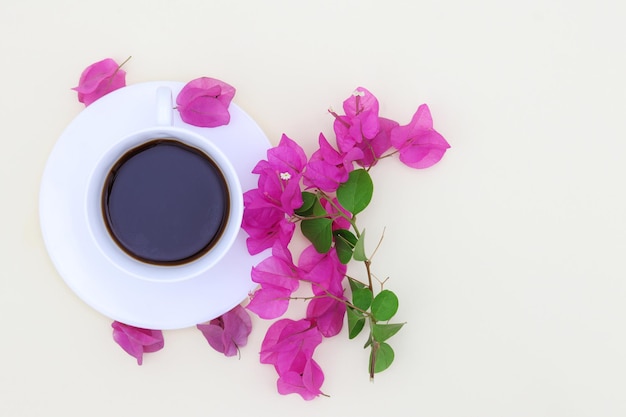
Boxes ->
[241,87,450,398]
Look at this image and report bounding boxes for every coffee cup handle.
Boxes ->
[156,86,173,126]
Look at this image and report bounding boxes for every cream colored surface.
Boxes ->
[1,0,625,415]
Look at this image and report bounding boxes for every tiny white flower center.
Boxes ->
[280,172,291,180]
[352,89,365,97]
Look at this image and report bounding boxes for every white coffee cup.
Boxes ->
[84,86,243,283]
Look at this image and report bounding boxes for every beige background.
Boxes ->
[2,0,625,415]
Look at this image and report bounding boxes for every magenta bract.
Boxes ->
[260,319,325,400]
[197,305,252,357]
[390,104,450,169]
[73,58,126,106]
[111,321,164,365]
[176,77,236,127]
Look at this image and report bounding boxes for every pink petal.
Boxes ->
[356,117,398,167]
[260,319,321,366]
[73,58,127,106]
[175,77,236,127]
[306,296,346,337]
[343,88,380,138]
[196,322,228,354]
[303,159,346,192]
[302,357,325,396]
[334,116,357,153]
[73,58,119,94]
[251,243,300,292]
[111,322,164,365]
[221,305,253,347]
[247,286,292,319]
[267,134,308,174]
[276,358,324,400]
[242,195,295,255]
[197,305,252,356]
[259,319,293,364]
[397,136,449,168]
[298,245,346,296]
[178,96,231,127]
[320,197,351,231]
[390,104,450,169]
[176,77,235,106]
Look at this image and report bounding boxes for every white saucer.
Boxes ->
[39,81,270,330]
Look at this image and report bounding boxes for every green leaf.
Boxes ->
[301,218,333,253]
[295,191,317,216]
[347,307,365,339]
[333,229,357,264]
[348,277,366,292]
[336,169,373,215]
[371,290,399,321]
[352,288,373,311]
[334,229,357,247]
[364,336,373,349]
[372,323,405,343]
[370,342,395,374]
[353,229,367,261]
[334,236,352,264]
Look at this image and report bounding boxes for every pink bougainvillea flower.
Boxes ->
[251,134,307,215]
[197,305,252,357]
[276,355,325,400]
[111,321,164,365]
[390,104,450,169]
[247,243,302,319]
[242,189,295,255]
[260,321,322,385]
[260,318,325,399]
[331,87,381,153]
[265,134,308,177]
[260,319,322,371]
[355,117,399,168]
[252,160,303,216]
[298,245,346,297]
[306,296,346,338]
[176,77,236,127]
[303,133,363,193]
[72,58,127,106]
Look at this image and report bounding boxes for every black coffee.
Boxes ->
[102,139,229,265]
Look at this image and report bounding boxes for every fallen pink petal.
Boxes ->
[73,58,126,106]
[176,77,236,127]
[111,321,164,365]
[276,357,325,400]
[197,305,252,357]
[260,319,322,369]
